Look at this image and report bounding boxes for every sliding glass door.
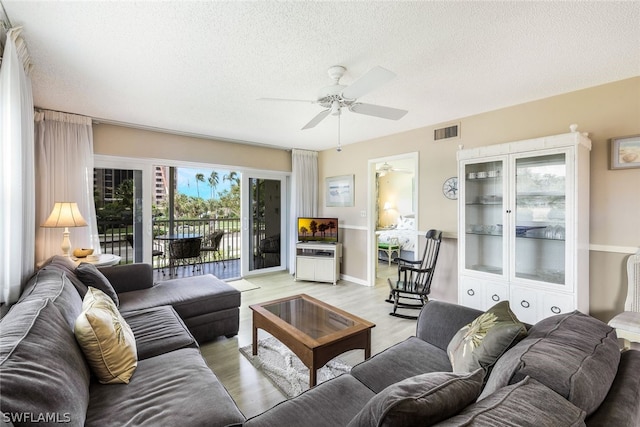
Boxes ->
[94,157,152,264]
[241,174,287,276]
[95,156,288,277]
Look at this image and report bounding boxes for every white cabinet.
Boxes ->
[457,128,591,323]
[295,243,342,285]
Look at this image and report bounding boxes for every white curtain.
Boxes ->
[289,149,318,273]
[0,27,35,305]
[35,110,101,263]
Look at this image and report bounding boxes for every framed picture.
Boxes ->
[326,175,354,207]
[610,135,640,170]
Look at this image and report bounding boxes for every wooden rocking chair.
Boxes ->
[387,229,442,319]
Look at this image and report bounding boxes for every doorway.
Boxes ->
[368,153,419,284]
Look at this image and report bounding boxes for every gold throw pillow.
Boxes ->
[74,287,137,384]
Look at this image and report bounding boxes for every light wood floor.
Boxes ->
[198,262,419,419]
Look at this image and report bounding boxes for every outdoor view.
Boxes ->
[94,166,242,269]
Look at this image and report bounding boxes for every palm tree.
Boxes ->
[195,173,205,198]
[224,171,240,186]
[208,171,219,199]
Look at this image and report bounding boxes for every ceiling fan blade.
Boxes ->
[257,97,316,104]
[301,109,331,130]
[350,103,408,120]
[342,66,396,100]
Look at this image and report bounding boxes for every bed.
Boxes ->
[377,216,417,263]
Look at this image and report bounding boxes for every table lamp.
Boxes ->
[382,201,393,227]
[42,202,88,257]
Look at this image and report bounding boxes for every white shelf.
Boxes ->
[295,242,342,285]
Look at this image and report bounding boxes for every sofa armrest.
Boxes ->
[586,349,640,427]
[98,263,154,294]
[416,300,483,351]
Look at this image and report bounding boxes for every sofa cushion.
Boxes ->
[75,287,137,384]
[18,268,84,329]
[118,274,240,319]
[39,254,88,297]
[98,263,154,293]
[447,301,527,373]
[347,369,484,427]
[436,376,586,426]
[0,299,90,426]
[417,301,485,352]
[351,337,452,393]
[122,306,197,360]
[479,310,620,416]
[86,347,245,427]
[244,374,375,427]
[585,349,640,427]
[76,262,119,306]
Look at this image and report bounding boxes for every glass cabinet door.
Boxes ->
[513,153,567,285]
[463,159,505,276]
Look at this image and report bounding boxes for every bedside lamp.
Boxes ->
[42,202,88,257]
[382,202,393,228]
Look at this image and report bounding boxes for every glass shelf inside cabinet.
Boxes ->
[518,270,565,284]
[464,160,504,276]
[514,225,565,241]
[470,264,503,275]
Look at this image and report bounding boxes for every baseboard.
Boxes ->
[340,274,370,287]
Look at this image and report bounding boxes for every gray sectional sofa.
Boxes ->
[0,256,245,426]
[3,255,640,426]
[245,300,640,426]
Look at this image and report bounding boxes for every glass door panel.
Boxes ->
[514,153,566,284]
[463,160,505,275]
[94,168,143,264]
[243,176,286,275]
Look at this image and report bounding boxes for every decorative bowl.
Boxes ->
[73,248,94,258]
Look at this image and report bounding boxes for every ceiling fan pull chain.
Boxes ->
[336,114,342,152]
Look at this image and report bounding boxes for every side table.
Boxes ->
[73,253,121,267]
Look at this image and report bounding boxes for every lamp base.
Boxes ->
[61,227,72,257]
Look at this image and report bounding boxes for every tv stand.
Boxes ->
[295,242,342,285]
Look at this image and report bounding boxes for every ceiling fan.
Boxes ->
[377,162,413,175]
[259,65,409,131]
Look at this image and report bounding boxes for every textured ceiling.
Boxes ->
[2,1,639,151]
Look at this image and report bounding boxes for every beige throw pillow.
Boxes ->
[74,287,137,384]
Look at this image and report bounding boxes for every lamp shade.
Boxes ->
[42,202,88,228]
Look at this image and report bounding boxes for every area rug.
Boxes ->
[239,336,352,398]
[226,279,260,292]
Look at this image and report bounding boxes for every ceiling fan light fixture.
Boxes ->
[330,100,341,116]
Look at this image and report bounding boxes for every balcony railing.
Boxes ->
[98,217,241,269]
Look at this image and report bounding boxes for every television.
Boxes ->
[297,217,339,243]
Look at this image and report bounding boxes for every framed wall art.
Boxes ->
[610,134,640,170]
[326,175,354,207]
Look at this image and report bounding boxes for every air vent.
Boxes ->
[434,123,460,141]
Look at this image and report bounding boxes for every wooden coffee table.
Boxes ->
[249,294,376,388]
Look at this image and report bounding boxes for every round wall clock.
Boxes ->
[442,177,458,200]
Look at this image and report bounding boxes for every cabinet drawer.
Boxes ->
[458,276,485,311]
[541,292,574,320]
[485,283,508,308]
[509,286,539,325]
